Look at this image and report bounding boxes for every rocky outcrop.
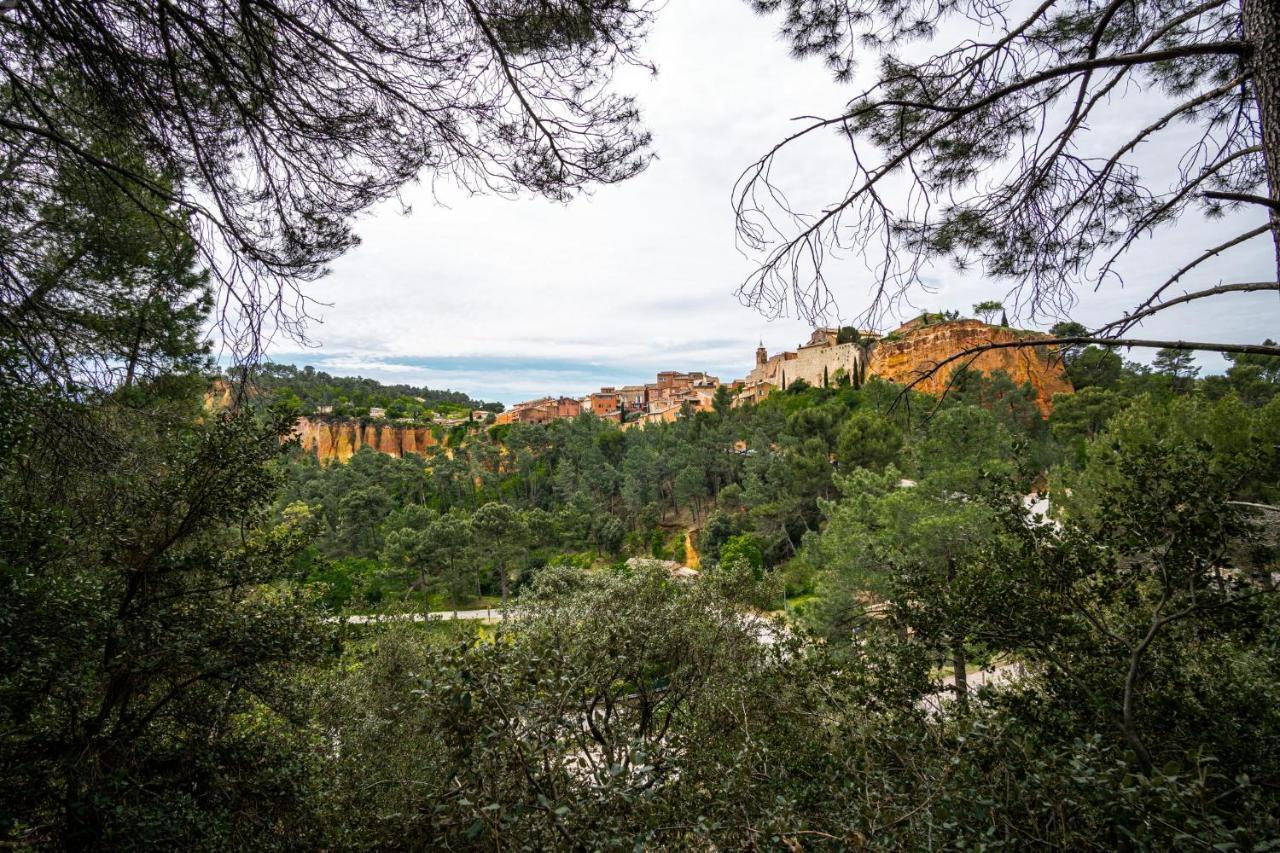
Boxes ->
[292,417,440,464]
[203,379,235,411]
[867,320,1072,414]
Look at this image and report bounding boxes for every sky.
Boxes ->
[265,0,1279,405]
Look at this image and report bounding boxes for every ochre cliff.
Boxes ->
[292,417,440,464]
[203,379,235,411]
[868,320,1072,414]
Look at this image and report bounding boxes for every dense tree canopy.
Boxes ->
[3,0,1280,846]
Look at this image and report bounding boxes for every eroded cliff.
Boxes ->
[868,320,1072,414]
[292,417,440,464]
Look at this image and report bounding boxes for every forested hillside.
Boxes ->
[5,0,1280,848]
[270,351,1280,848]
[280,349,1280,624]
[236,363,500,420]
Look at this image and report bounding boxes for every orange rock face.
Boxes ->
[867,320,1073,414]
[378,427,400,456]
[292,417,441,464]
[203,379,235,412]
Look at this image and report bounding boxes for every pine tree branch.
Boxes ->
[867,42,1251,116]
[1115,225,1272,330]
[739,41,1253,307]
[464,0,572,176]
[1097,282,1280,336]
[1052,80,1248,237]
[1202,191,1280,211]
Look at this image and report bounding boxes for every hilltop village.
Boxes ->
[495,315,1072,428]
[289,314,1073,462]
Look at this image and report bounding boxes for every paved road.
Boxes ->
[921,661,1026,714]
[336,609,515,624]
[938,661,1026,690]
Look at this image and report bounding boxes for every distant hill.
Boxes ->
[231,363,501,418]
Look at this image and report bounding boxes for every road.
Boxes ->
[336,608,515,624]
[921,660,1027,714]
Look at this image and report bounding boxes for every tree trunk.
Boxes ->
[1243,0,1280,274]
[951,639,969,711]
[946,555,968,710]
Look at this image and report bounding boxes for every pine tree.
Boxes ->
[2,1,657,353]
[972,301,1004,324]
[1153,347,1201,394]
[738,0,1280,362]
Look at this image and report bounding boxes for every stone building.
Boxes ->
[617,385,649,411]
[736,319,1073,414]
[744,327,875,394]
[494,396,582,425]
[589,388,622,416]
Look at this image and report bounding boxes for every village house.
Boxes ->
[493,396,583,426]
[496,370,724,430]
[589,388,622,416]
[617,385,648,411]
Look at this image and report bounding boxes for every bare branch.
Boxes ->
[1202,190,1280,210]
[892,335,1280,410]
[1096,281,1280,336]
[1115,225,1271,333]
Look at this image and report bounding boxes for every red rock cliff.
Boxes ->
[292,417,440,464]
[867,320,1073,414]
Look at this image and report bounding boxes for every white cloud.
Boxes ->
[264,0,1278,403]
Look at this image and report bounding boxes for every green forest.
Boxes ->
[7,331,1280,847]
[241,363,500,422]
[4,0,1280,849]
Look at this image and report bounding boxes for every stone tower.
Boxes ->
[755,342,767,366]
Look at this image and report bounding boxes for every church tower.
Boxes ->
[755,341,767,367]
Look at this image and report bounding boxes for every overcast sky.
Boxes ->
[265,0,1279,405]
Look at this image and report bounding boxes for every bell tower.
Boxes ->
[755,341,767,367]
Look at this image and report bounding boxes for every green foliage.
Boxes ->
[1204,339,1280,407]
[972,300,1004,323]
[7,333,1279,849]
[1,114,212,390]
[914,404,1017,488]
[1152,347,1201,394]
[1049,385,1128,464]
[1066,344,1125,389]
[309,553,1280,849]
[0,388,334,847]
[698,509,742,563]
[306,555,381,611]
[836,408,904,472]
[784,377,811,394]
[472,502,529,603]
[835,325,861,344]
[245,363,487,421]
[312,564,802,848]
[719,534,765,577]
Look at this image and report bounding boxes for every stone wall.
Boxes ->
[292,416,440,464]
[867,320,1072,414]
[748,341,867,390]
